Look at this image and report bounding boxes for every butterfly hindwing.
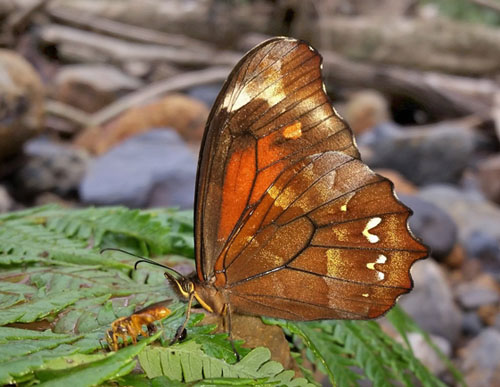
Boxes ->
[216,151,427,319]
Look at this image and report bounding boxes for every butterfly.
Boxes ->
[138,37,429,344]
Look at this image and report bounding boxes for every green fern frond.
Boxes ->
[265,318,451,387]
[0,205,463,386]
[139,341,313,386]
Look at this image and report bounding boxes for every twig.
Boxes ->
[47,7,211,50]
[44,100,92,127]
[89,67,231,126]
[2,0,51,47]
[8,0,51,35]
[39,24,239,67]
[322,51,496,120]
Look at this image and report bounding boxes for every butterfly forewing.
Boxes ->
[195,38,358,282]
[195,37,428,320]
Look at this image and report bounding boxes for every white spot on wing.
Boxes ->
[376,254,387,264]
[366,254,387,281]
[362,217,381,243]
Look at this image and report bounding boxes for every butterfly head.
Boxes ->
[164,271,224,315]
[163,271,194,299]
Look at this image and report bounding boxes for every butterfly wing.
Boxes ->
[195,37,358,282]
[196,37,428,320]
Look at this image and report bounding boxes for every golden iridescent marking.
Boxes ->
[282,121,302,139]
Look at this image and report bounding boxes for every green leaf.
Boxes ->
[266,319,361,387]
[139,342,313,386]
[386,306,466,386]
[35,332,160,387]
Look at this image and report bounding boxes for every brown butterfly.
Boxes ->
[139,37,428,343]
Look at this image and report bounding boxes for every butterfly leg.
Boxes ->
[222,304,240,361]
[170,291,194,345]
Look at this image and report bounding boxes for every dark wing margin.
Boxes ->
[195,37,358,282]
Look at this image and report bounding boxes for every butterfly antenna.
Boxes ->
[100,248,185,279]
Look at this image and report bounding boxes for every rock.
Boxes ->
[444,243,466,269]
[419,185,500,276]
[232,315,295,370]
[462,312,484,337]
[35,192,76,208]
[199,310,295,370]
[398,194,457,261]
[399,258,462,343]
[461,259,484,282]
[477,154,500,205]
[494,313,500,332]
[0,185,14,213]
[405,333,451,376]
[0,49,44,161]
[373,168,417,195]
[0,0,15,16]
[54,64,142,113]
[74,94,208,154]
[459,328,500,387]
[362,124,476,185]
[16,137,90,197]
[344,89,390,136]
[80,129,197,209]
[455,274,500,309]
[464,231,500,274]
[477,305,499,327]
[186,84,221,108]
[357,121,400,147]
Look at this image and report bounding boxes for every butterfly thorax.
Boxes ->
[193,279,227,316]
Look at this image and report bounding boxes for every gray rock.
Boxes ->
[455,279,500,309]
[0,49,44,161]
[0,185,14,213]
[399,194,457,261]
[17,137,90,196]
[186,84,221,108]
[477,154,500,205]
[464,231,500,268]
[406,333,451,376]
[80,129,196,208]
[418,185,500,276]
[55,64,142,112]
[494,313,500,332]
[462,312,484,337]
[459,328,500,387]
[399,258,462,344]
[362,124,476,185]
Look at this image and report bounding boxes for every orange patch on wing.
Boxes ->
[249,161,286,204]
[257,130,284,170]
[282,121,302,139]
[218,145,256,240]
